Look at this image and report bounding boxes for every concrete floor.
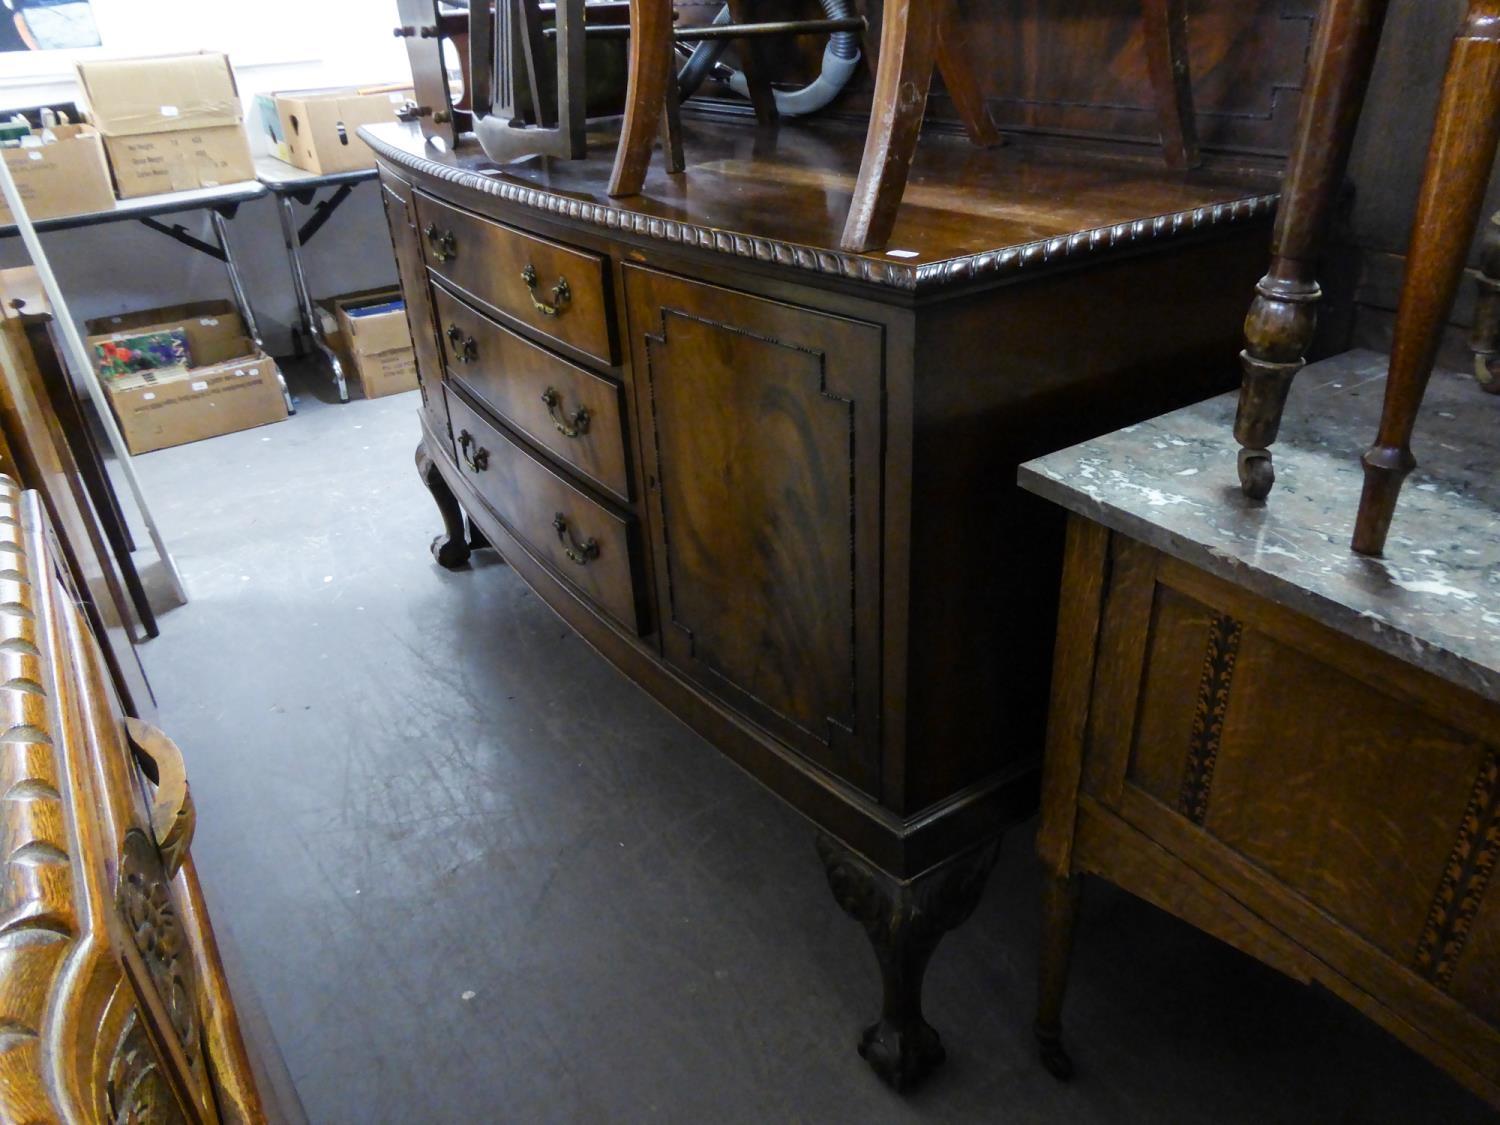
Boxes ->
[126,361,1494,1124]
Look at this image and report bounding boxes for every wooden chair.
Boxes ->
[839,0,1200,252]
[609,0,1202,253]
[1351,0,1500,556]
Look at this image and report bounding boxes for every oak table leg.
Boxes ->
[415,441,471,569]
[816,833,1000,1091]
[1353,2,1500,556]
[1233,0,1389,500]
[1035,872,1081,1081]
[607,0,675,196]
[1140,0,1199,170]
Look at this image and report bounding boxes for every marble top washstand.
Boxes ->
[1019,348,1500,704]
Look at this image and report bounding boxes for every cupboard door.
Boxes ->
[379,168,450,445]
[625,266,884,794]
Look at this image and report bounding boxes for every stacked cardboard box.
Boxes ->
[273,85,412,175]
[329,290,418,398]
[0,124,114,224]
[86,301,287,453]
[75,52,254,198]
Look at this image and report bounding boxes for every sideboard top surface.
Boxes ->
[1020,349,1500,705]
[364,119,1278,295]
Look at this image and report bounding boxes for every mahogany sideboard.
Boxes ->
[368,115,1278,1088]
[1021,351,1500,1109]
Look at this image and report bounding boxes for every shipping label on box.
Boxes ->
[104,125,254,198]
[0,126,115,224]
[76,51,243,137]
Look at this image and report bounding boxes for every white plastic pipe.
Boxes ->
[0,155,188,605]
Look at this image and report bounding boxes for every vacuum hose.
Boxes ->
[675,0,860,117]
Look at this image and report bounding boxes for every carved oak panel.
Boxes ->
[625,266,884,794]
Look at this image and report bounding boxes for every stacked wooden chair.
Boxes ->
[609,0,1203,253]
[1232,0,1499,557]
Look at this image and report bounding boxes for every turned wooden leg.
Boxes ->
[1035,872,1081,1081]
[1140,0,1198,170]
[839,0,939,253]
[1233,0,1389,500]
[607,0,675,196]
[816,833,1000,1092]
[934,0,1000,147]
[1467,212,1500,393]
[415,441,471,569]
[1354,2,1500,556]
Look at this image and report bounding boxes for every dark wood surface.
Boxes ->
[374,111,1275,1087]
[364,118,1277,293]
[1032,516,1500,1108]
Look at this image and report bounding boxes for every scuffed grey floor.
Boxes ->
[128,361,1493,1123]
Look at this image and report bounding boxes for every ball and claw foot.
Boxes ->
[1237,447,1275,501]
[859,1017,946,1094]
[430,532,470,569]
[1035,1024,1073,1081]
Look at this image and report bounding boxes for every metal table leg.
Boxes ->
[211,207,296,416]
[275,192,349,403]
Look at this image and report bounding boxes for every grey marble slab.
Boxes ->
[1019,348,1500,704]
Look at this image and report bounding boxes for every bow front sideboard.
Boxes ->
[367,116,1278,1088]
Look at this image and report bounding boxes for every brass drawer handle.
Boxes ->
[458,429,489,472]
[445,324,477,363]
[423,222,456,262]
[540,387,590,438]
[552,512,599,565]
[521,263,571,316]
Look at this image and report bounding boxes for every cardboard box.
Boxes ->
[102,124,253,198]
[274,86,412,174]
[86,301,287,453]
[76,52,253,197]
[336,293,418,398]
[75,52,242,137]
[0,125,115,223]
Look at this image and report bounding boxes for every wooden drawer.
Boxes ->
[446,387,644,633]
[414,191,614,364]
[433,281,631,502]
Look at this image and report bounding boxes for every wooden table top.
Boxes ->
[363,117,1280,294]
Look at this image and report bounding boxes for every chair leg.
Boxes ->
[934,0,1000,147]
[727,0,779,127]
[607,0,675,196]
[1353,1,1500,556]
[1140,0,1198,169]
[1233,0,1389,500]
[839,0,939,253]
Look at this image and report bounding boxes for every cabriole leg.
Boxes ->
[415,441,471,569]
[1233,0,1389,499]
[816,834,999,1092]
[1035,872,1081,1081]
[1354,1,1500,555]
